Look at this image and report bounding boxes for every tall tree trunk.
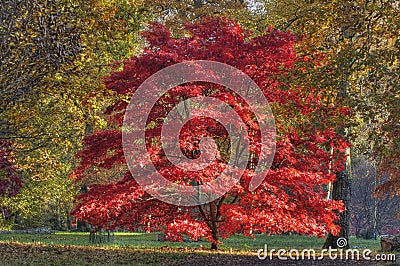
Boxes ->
[323,79,352,249]
[323,170,351,249]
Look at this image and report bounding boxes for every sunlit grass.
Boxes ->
[0,232,381,251]
[0,233,389,266]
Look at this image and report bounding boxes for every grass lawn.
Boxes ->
[0,232,381,251]
[0,233,393,266]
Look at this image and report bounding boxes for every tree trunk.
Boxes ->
[211,227,219,250]
[66,211,72,230]
[198,200,223,250]
[210,201,219,250]
[77,219,89,232]
[323,170,351,249]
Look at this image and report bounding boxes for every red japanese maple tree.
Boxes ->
[72,18,349,249]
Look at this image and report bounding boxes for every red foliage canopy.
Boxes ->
[72,18,349,249]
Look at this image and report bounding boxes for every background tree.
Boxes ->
[351,156,400,238]
[263,0,400,247]
[0,0,152,229]
[148,0,266,36]
[0,0,84,228]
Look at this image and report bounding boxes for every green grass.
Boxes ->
[0,232,381,251]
